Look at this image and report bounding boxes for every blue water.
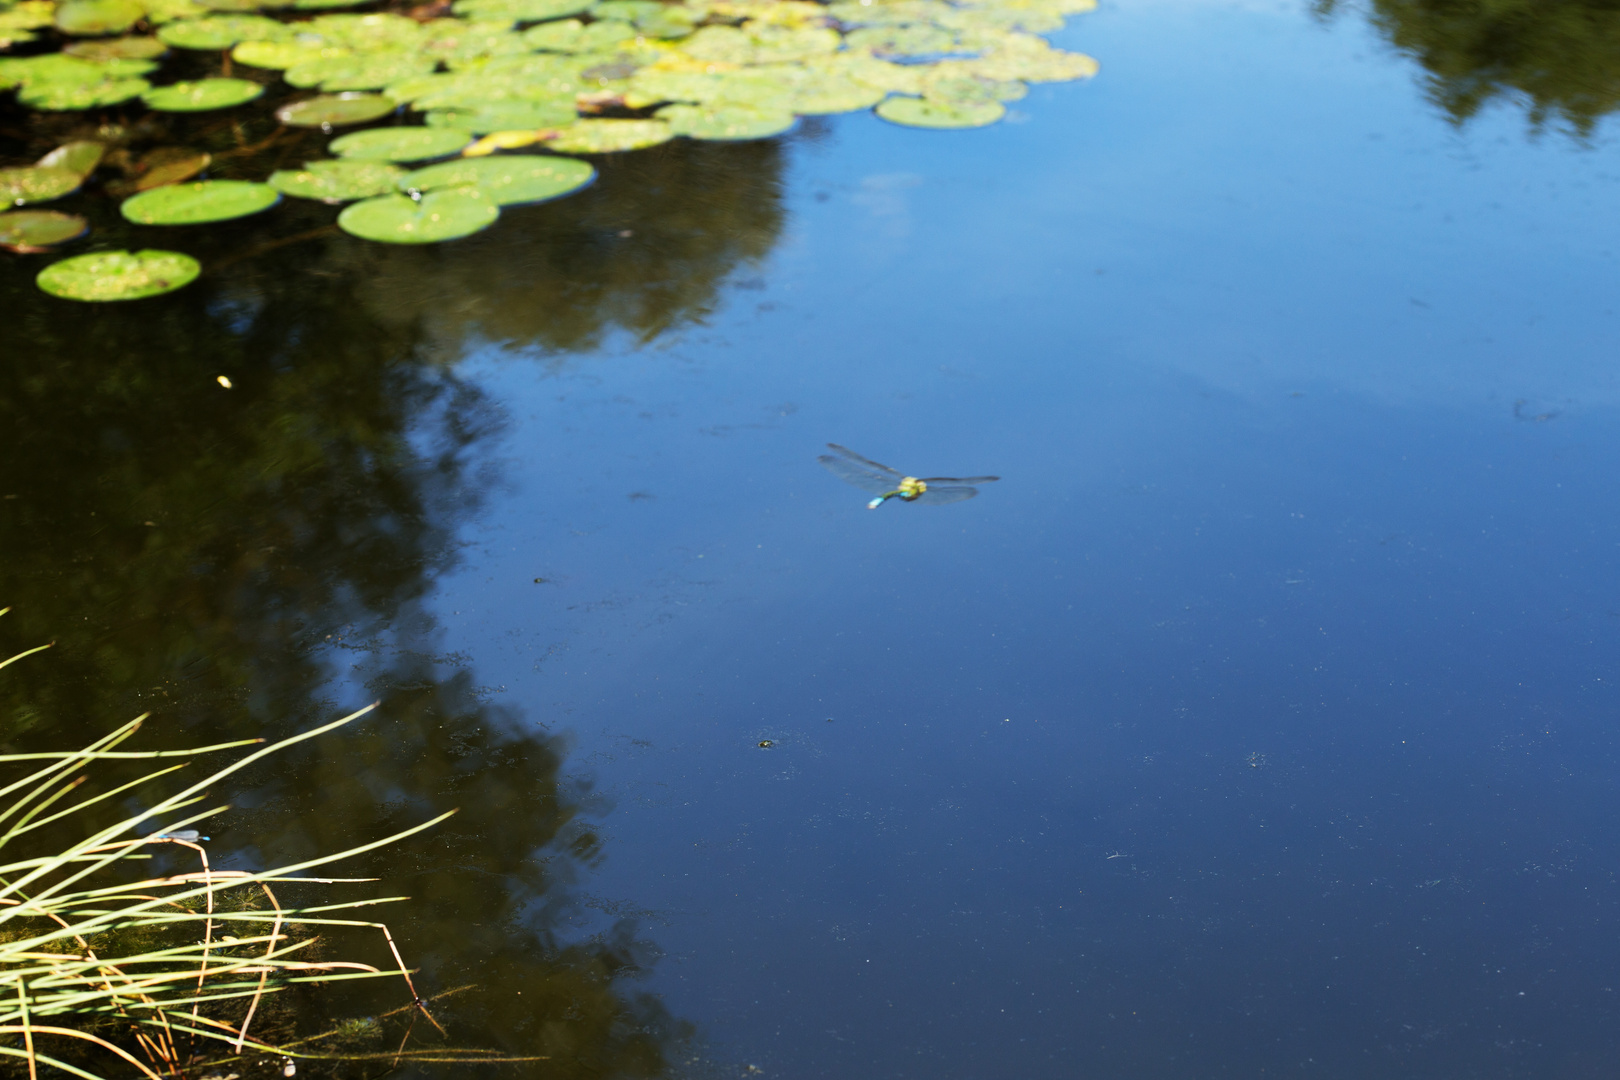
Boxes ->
[7,0,1620,1074]
[406,0,1620,1074]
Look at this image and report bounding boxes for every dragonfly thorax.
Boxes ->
[898,477,927,499]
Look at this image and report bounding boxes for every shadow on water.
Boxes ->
[0,128,788,1075]
[1318,0,1620,133]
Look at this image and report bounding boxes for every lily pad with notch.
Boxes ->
[120,179,281,224]
[269,159,405,202]
[276,92,398,127]
[232,40,348,69]
[286,52,435,91]
[0,210,89,252]
[143,78,265,111]
[36,249,201,301]
[337,190,499,243]
[328,125,473,162]
[398,153,593,204]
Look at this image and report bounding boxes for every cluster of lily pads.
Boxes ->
[0,0,1097,299]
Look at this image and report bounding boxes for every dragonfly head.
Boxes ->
[898,477,927,500]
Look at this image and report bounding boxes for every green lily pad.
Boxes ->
[452,0,589,19]
[0,210,89,251]
[336,190,499,243]
[657,101,795,140]
[232,39,345,69]
[269,159,405,202]
[845,23,958,56]
[875,94,1004,128]
[328,125,473,162]
[0,166,84,206]
[198,0,294,11]
[37,249,201,301]
[521,17,581,50]
[142,77,265,111]
[791,74,885,114]
[423,103,575,133]
[398,153,593,204]
[276,92,397,127]
[55,0,145,36]
[682,24,752,64]
[120,179,281,224]
[286,52,434,91]
[307,12,423,49]
[142,0,210,22]
[545,117,671,153]
[967,41,1096,82]
[38,141,105,176]
[623,68,724,108]
[18,78,150,109]
[64,36,170,60]
[291,0,372,9]
[157,14,290,49]
[0,4,56,32]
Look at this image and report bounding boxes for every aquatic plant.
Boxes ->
[0,0,1098,297]
[0,637,512,1078]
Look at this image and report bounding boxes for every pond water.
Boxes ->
[7,0,1620,1075]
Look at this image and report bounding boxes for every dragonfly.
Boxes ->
[817,443,999,509]
[144,829,209,843]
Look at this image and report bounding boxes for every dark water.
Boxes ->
[7,0,1620,1076]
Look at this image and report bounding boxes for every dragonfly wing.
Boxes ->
[919,475,999,485]
[819,454,901,494]
[826,444,904,478]
[913,485,979,505]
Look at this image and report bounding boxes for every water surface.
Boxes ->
[6,0,1620,1076]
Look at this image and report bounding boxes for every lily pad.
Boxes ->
[276,92,397,127]
[157,14,290,49]
[328,125,473,162]
[545,117,672,153]
[0,166,84,206]
[55,0,145,36]
[875,94,1004,127]
[398,154,593,204]
[286,52,434,91]
[142,77,265,111]
[337,190,499,243]
[791,74,885,114]
[845,23,957,56]
[424,104,575,133]
[657,101,795,140]
[0,210,89,251]
[232,40,345,69]
[292,0,373,9]
[36,249,201,301]
[38,141,105,176]
[269,159,405,202]
[120,179,281,224]
[107,146,212,194]
[452,0,590,18]
[64,36,170,60]
[19,78,150,109]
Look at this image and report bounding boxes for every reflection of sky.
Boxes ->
[428,1,1620,1076]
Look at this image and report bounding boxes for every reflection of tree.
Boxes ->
[1318,0,1620,132]
[0,121,785,1072]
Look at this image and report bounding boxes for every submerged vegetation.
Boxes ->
[1,0,1098,298]
[1319,0,1620,133]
